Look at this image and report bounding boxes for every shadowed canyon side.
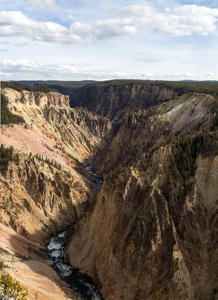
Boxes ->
[70,82,183,123]
[0,87,111,299]
[65,90,218,300]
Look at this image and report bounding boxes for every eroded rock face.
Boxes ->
[0,154,93,244]
[65,92,218,299]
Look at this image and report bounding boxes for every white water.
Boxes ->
[47,231,103,299]
[85,165,103,190]
[47,166,103,300]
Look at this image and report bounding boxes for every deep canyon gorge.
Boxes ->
[0,81,217,300]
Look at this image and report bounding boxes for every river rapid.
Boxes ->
[47,165,103,300]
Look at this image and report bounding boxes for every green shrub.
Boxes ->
[211,100,218,131]
[1,81,55,93]
[34,154,62,170]
[0,273,28,299]
[1,93,25,125]
[174,131,217,180]
[0,262,9,270]
[0,144,19,171]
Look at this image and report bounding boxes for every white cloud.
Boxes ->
[95,18,137,39]
[28,0,57,10]
[1,59,139,80]
[154,5,218,36]
[1,59,79,78]
[174,5,218,17]
[68,14,75,21]
[2,59,38,70]
[70,22,93,38]
[0,11,36,28]
[101,1,113,12]
[2,59,217,82]
[120,4,218,36]
[1,4,217,46]
[121,4,156,20]
[136,57,159,63]
[0,11,36,37]
[0,11,92,43]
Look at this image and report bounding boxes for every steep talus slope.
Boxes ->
[65,92,218,300]
[70,83,183,122]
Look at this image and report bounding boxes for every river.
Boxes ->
[47,165,103,300]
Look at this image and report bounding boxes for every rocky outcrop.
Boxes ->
[20,90,70,107]
[65,92,218,299]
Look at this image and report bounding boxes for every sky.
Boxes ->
[0,0,218,81]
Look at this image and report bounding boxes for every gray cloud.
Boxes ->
[28,0,57,10]
[95,18,137,39]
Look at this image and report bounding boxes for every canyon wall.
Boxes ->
[70,83,184,122]
[0,87,111,299]
[65,92,218,299]
[3,88,111,162]
[0,88,111,242]
[0,154,92,244]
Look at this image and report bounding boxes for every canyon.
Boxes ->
[0,81,217,299]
